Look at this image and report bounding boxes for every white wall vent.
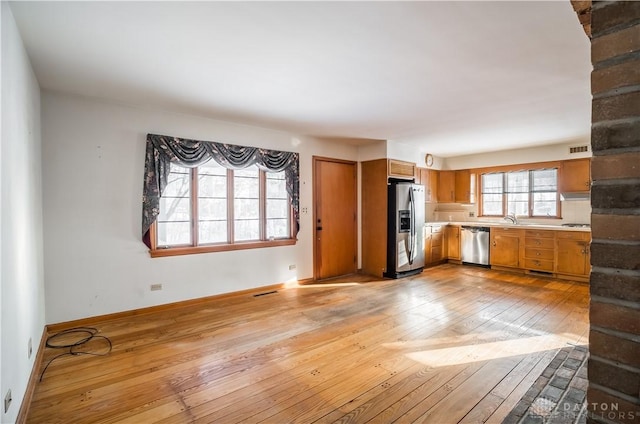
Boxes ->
[569,145,589,154]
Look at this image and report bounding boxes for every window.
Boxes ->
[157,165,191,246]
[152,162,294,256]
[480,168,559,218]
[531,169,559,217]
[481,173,503,216]
[506,171,529,216]
[198,160,228,244]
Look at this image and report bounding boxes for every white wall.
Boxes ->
[41,92,359,324]
[1,3,45,423]
[357,140,387,162]
[443,138,591,170]
[386,140,423,165]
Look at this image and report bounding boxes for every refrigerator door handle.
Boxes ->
[408,188,415,264]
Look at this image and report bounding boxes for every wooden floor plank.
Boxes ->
[484,348,559,424]
[25,264,589,424]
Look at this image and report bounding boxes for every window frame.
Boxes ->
[149,165,296,258]
[479,166,561,219]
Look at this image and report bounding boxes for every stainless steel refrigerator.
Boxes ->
[384,181,425,278]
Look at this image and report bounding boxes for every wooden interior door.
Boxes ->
[314,157,357,280]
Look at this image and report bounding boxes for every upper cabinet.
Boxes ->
[437,170,472,203]
[560,158,591,193]
[387,159,416,180]
[427,169,439,203]
[416,168,439,202]
[454,170,471,204]
[438,171,456,202]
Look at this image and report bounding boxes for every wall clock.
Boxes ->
[425,153,434,167]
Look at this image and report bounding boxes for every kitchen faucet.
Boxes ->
[504,213,518,225]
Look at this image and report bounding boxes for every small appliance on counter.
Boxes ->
[384,180,425,278]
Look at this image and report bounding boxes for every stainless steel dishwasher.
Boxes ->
[461,226,490,266]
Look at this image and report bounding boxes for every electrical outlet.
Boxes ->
[301,207,308,214]
[469,211,475,217]
[4,389,11,413]
[150,283,163,291]
[28,337,33,359]
[288,264,296,270]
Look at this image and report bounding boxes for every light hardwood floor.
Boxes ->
[26,264,589,423]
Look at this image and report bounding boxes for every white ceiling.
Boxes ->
[9,1,592,157]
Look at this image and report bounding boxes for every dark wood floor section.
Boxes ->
[27,265,589,423]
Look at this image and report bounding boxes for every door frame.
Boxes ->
[312,156,359,280]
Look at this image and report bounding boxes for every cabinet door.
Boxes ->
[556,238,590,276]
[388,159,416,180]
[420,169,429,200]
[424,233,433,264]
[415,167,425,185]
[428,170,439,202]
[446,225,461,260]
[454,170,470,203]
[490,232,521,267]
[361,159,389,277]
[438,171,455,203]
[560,158,591,192]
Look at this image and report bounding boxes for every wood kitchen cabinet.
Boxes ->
[388,159,416,180]
[416,167,429,187]
[446,225,461,260]
[524,230,555,273]
[486,226,590,282]
[437,170,471,203]
[361,159,389,277]
[556,231,591,279]
[560,158,591,193]
[454,170,471,203]
[438,171,455,203]
[417,168,439,202]
[425,225,446,265]
[428,170,439,202]
[490,228,524,268]
[415,167,425,185]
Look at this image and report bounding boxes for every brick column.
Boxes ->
[588,2,640,423]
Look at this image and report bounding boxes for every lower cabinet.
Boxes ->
[524,230,555,273]
[432,224,591,282]
[425,225,446,265]
[556,231,591,277]
[446,225,461,260]
[490,228,524,268]
[487,227,590,282]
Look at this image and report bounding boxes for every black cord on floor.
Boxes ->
[39,327,112,381]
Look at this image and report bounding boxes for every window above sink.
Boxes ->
[480,167,560,219]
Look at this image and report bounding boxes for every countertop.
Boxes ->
[425,221,591,232]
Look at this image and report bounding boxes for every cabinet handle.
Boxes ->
[493,241,497,247]
[536,252,541,256]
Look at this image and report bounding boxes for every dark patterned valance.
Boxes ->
[142,133,299,247]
